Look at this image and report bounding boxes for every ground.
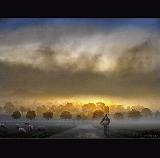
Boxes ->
[1,118,160,138]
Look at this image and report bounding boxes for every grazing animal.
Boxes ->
[27,124,34,132]
[18,127,26,133]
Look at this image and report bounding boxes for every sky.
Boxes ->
[0,18,160,108]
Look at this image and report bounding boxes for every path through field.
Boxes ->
[50,121,106,139]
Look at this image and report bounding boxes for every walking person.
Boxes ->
[100,114,110,137]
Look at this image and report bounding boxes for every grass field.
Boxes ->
[0,119,76,138]
[1,118,160,138]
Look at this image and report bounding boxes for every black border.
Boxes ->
[0,1,160,18]
[0,3,160,155]
[0,138,159,156]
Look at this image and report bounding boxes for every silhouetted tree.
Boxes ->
[128,110,141,119]
[43,111,53,120]
[11,111,21,119]
[114,112,124,119]
[76,114,82,120]
[60,111,72,119]
[131,105,144,111]
[26,111,36,120]
[82,103,96,118]
[93,110,104,119]
[96,102,109,114]
[4,102,15,114]
[64,103,75,112]
[141,108,152,117]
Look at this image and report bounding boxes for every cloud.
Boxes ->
[0,23,160,101]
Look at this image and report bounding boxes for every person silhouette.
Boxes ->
[100,114,110,137]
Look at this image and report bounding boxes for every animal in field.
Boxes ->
[27,124,34,132]
[18,127,26,133]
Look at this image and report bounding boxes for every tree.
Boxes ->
[96,102,109,114]
[155,111,160,118]
[11,111,21,119]
[64,103,74,111]
[3,102,15,113]
[128,110,141,119]
[141,108,152,117]
[43,111,53,120]
[131,105,144,111]
[60,111,72,119]
[82,103,96,118]
[76,114,82,120]
[114,112,124,120]
[26,110,36,120]
[92,110,104,119]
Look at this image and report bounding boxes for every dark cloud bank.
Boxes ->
[0,39,160,99]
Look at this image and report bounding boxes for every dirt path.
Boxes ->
[49,122,106,139]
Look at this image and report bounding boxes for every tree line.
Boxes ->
[0,101,160,120]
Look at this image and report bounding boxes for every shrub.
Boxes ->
[43,111,53,120]
[11,111,21,119]
[60,111,72,119]
[26,110,36,120]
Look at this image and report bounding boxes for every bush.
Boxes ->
[26,111,36,120]
[141,108,152,117]
[76,115,82,120]
[11,111,21,119]
[43,111,53,120]
[60,111,72,119]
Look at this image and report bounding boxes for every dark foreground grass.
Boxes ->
[116,129,160,138]
[95,126,160,138]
